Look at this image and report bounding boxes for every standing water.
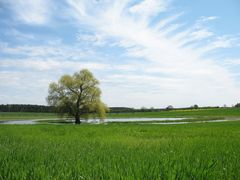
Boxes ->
[0,118,185,125]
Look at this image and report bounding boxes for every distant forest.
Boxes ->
[0,104,55,113]
[0,104,231,113]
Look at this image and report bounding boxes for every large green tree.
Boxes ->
[47,69,108,124]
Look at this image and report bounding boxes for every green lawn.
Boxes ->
[0,121,240,179]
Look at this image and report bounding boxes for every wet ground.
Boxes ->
[0,118,236,125]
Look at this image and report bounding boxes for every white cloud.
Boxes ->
[5,29,36,40]
[0,40,111,72]
[199,35,238,53]
[0,42,94,60]
[199,16,218,22]
[66,0,87,17]
[129,0,167,19]
[190,29,214,40]
[1,0,239,107]
[77,33,107,46]
[0,59,110,71]
[8,0,51,25]
[66,0,240,107]
[0,71,52,104]
[154,12,184,30]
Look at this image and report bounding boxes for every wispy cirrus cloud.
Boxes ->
[7,0,51,25]
[4,29,36,41]
[129,0,168,20]
[0,58,110,72]
[65,0,240,107]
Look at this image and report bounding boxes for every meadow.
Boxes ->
[108,107,240,118]
[0,121,240,179]
[1,107,240,120]
[1,108,240,179]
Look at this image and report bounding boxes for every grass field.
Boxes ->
[108,108,240,118]
[1,107,240,120]
[0,121,240,179]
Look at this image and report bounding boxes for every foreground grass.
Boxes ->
[0,122,240,179]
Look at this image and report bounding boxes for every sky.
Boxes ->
[0,0,240,108]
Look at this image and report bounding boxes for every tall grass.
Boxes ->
[0,121,240,179]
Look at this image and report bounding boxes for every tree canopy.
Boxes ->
[47,69,108,124]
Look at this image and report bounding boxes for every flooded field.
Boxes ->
[0,117,236,125]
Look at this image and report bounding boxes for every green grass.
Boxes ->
[1,121,240,179]
[1,108,240,121]
[107,108,240,118]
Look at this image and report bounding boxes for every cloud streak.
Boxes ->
[8,0,51,25]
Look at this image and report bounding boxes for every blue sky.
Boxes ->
[0,0,240,108]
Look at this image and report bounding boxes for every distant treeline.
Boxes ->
[0,104,239,113]
[110,106,222,113]
[0,104,55,113]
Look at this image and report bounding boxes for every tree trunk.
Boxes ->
[75,98,81,124]
[75,114,81,124]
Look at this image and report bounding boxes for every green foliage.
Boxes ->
[1,122,240,178]
[0,112,58,120]
[0,104,55,113]
[235,103,240,108]
[192,104,199,109]
[47,69,107,123]
[166,105,174,110]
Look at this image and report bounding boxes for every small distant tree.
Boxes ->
[47,69,108,124]
[150,107,155,112]
[192,104,199,109]
[235,103,240,108]
[166,105,174,110]
[141,106,147,112]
